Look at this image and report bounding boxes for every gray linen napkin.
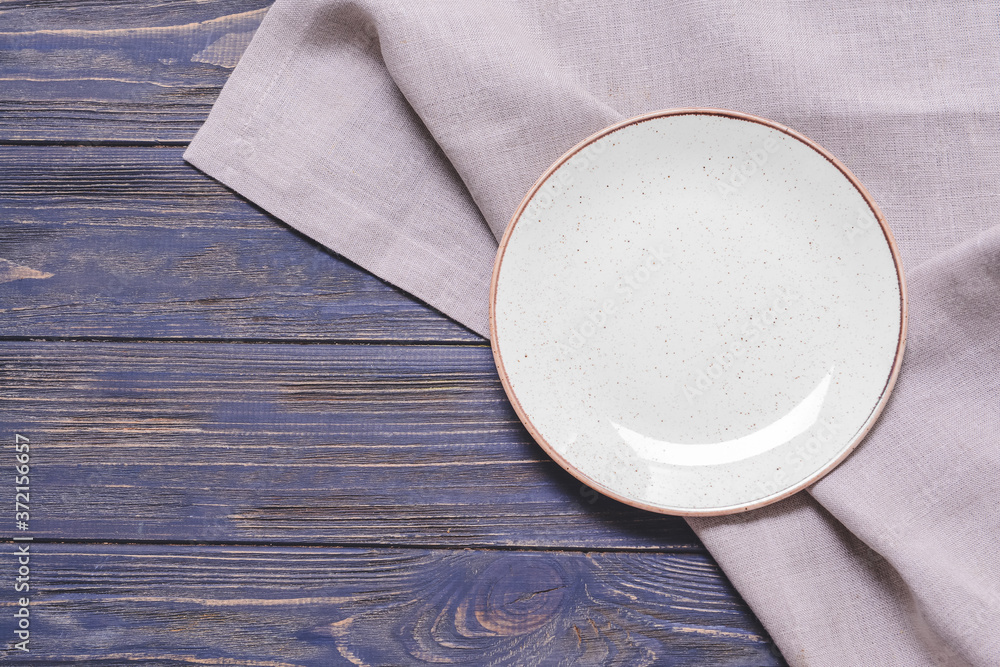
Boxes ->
[184,1,1000,663]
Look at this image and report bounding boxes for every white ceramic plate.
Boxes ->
[490,109,906,516]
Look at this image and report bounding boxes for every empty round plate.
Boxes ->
[490,108,906,516]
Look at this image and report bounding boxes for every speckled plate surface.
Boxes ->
[490,109,907,516]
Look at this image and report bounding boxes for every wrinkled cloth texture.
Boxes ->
[184,1,1000,664]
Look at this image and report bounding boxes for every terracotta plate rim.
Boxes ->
[489,107,908,517]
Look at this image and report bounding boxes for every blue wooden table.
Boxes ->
[0,2,785,663]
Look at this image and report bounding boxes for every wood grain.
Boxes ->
[0,1,786,661]
[0,146,481,342]
[1,340,698,550]
[0,0,269,143]
[0,543,782,665]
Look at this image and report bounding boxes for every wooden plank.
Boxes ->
[0,146,481,342]
[0,543,783,665]
[0,0,268,29]
[0,1,269,143]
[1,340,699,550]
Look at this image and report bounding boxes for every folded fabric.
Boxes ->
[184,1,1000,663]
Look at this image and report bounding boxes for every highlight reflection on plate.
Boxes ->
[490,109,906,516]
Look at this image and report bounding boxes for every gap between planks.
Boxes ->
[0,537,707,555]
[0,335,488,346]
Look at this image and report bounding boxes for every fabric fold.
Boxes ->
[691,225,1000,665]
[184,0,499,336]
[185,1,1000,663]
